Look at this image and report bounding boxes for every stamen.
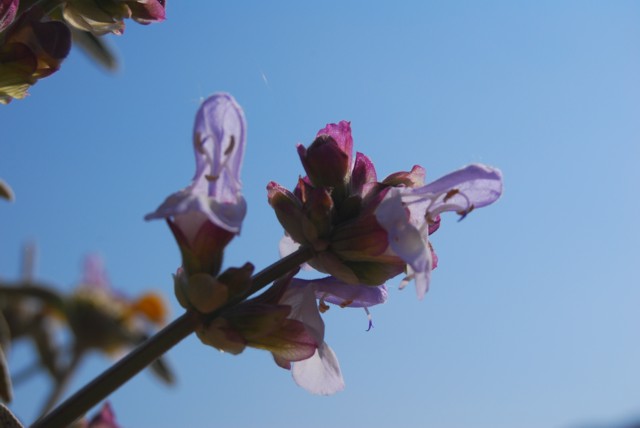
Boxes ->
[319,295,330,313]
[196,134,215,173]
[399,275,412,290]
[194,132,205,153]
[457,204,475,221]
[224,136,235,156]
[339,299,354,308]
[443,188,459,202]
[364,307,373,331]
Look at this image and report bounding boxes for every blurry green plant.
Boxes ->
[0,244,174,424]
[0,0,166,104]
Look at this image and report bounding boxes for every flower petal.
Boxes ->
[316,121,353,168]
[128,0,166,24]
[192,93,246,203]
[375,189,432,299]
[145,94,247,233]
[403,164,503,217]
[350,152,377,197]
[382,165,425,188]
[291,277,388,308]
[292,341,345,395]
[281,285,324,344]
[279,235,314,270]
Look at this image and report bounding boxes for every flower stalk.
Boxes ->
[31,246,314,428]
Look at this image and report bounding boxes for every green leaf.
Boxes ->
[150,356,176,385]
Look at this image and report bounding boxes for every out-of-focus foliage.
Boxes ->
[0,0,166,103]
[0,248,174,419]
[0,179,13,201]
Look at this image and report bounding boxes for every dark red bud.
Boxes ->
[297,136,350,189]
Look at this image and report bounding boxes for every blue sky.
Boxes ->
[2,2,640,427]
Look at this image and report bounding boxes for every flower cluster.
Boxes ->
[148,94,502,396]
[270,121,503,298]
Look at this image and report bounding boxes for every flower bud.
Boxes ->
[0,0,18,33]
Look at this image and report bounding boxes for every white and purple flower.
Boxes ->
[376,164,503,299]
[146,93,247,276]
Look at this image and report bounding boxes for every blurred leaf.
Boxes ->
[0,403,22,427]
[0,313,10,354]
[0,179,14,201]
[0,346,11,402]
[150,355,175,385]
[136,334,175,385]
[0,284,66,313]
[71,28,118,71]
[32,314,59,379]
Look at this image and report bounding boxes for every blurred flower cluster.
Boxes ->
[0,0,166,104]
[0,246,173,424]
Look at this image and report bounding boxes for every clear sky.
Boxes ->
[2,2,640,427]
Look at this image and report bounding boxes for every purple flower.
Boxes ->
[271,121,503,299]
[281,277,387,395]
[146,93,247,276]
[376,164,503,299]
[195,270,386,395]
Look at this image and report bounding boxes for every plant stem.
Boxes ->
[30,246,314,428]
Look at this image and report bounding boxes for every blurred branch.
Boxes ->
[38,349,83,417]
[20,242,37,282]
[0,282,66,313]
